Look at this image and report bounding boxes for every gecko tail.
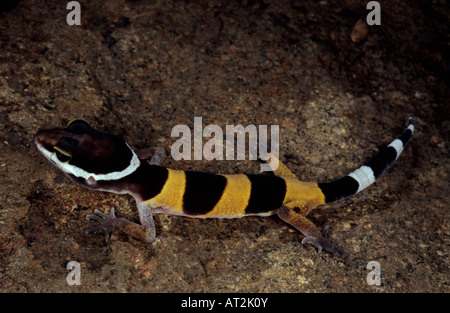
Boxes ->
[317,117,414,204]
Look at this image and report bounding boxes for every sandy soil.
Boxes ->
[0,0,448,292]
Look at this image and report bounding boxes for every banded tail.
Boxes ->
[318,117,414,203]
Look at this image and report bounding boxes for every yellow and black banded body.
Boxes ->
[145,168,325,218]
[34,118,414,257]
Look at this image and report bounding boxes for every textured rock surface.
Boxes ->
[0,0,448,292]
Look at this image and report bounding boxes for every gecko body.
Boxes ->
[34,118,414,256]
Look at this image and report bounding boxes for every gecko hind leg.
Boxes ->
[86,204,156,243]
[277,206,345,257]
[259,152,299,180]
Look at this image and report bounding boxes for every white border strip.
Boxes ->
[35,140,140,181]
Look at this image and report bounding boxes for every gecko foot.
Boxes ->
[86,207,118,242]
[301,226,345,258]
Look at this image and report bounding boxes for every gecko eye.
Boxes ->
[54,146,72,163]
[53,138,78,163]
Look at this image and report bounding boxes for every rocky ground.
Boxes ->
[0,0,448,292]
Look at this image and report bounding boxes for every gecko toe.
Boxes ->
[321,225,330,237]
[85,207,118,242]
[302,235,345,257]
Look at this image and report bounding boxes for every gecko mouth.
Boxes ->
[34,137,64,170]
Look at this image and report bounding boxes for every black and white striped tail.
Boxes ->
[318,117,414,204]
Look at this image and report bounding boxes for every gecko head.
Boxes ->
[34,120,140,187]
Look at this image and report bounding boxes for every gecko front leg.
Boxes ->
[86,202,156,243]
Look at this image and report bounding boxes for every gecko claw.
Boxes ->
[302,236,344,257]
[321,225,330,237]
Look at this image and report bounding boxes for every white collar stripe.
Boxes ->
[36,141,140,181]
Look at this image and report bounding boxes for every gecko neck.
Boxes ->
[80,162,169,203]
[125,163,169,202]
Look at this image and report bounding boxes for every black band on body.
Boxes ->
[245,174,286,214]
[81,164,169,201]
[182,171,227,216]
[128,164,169,200]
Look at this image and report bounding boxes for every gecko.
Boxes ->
[34,117,414,257]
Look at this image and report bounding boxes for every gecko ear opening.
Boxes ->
[86,176,97,186]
